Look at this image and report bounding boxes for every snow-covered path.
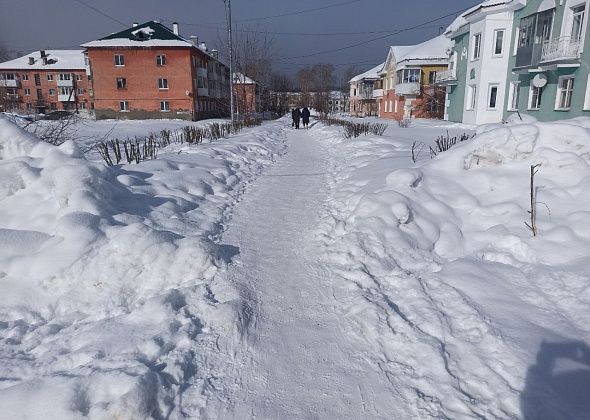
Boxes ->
[207,127,398,418]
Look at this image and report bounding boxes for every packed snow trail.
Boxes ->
[206,126,400,418]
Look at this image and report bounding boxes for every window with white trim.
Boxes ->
[584,74,590,110]
[472,33,481,60]
[571,5,586,42]
[394,99,398,113]
[116,77,127,89]
[396,69,421,84]
[59,73,71,81]
[158,78,168,89]
[24,88,31,96]
[508,81,520,111]
[488,84,499,109]
[389,100,393,112]
[47,73,54,81]
[160,100,170,111]
[49,88,55,96]
[556,76,575,110]
[114,54,125,66]
[493,29,505,56]
[467,85,477,110]
[76,74,83,81]
[22,74,28,81]
[156,55,166,66]
[529,85,543,110]
[120,101,129,111]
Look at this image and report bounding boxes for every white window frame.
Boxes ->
[77,88,84,95]
[116,77,126,89]
[160,100,170,112]
[24,88,31,96]
[571,4,586,42]
[555,75,575,110]
[472,33,482,60]
[156,55,166,66]
[529,85,543,110]
[493,29,505,56]
[488,84,499,109]
[513,27,520,56]
[47,73,53,81]
[158,78,169,90]
[584,74,590,110]
[507,81,520,111]
[114,54,125,67]
[467,85,477,110]
[59,73,71,81]
[22,74,28,81]
[120,101,129,112]
[48,88,55,96]
[76,74,83,81]
[394,98,398,113]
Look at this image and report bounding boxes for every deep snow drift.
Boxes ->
[315,115,590,418]
[0,116,286,418]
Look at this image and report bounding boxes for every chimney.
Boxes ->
[199,41,207,51]
[189,36,199,46]
[40,50,46,58]
[211,49,219,59]
[173,22,179,35]
[42,57,48,65]
[132,22,139,27]
[28,57,35,65]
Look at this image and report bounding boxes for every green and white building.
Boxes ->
[440,0,589,124]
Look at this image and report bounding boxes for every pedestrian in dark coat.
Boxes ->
[301,107,310,128]
[292,108,301,129]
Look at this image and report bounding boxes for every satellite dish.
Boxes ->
[445,47,453,56]
[532,73,547,88]
[185,90,190,96]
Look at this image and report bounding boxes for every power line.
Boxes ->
[71,0,128,27]
[274,6,473,61]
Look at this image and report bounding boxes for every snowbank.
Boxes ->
[0,116,286,418]
[314,117,590,418]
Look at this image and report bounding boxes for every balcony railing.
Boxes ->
[57,79,73,87]
[372,88,383,98]
[541,37,581,63]
[396,82,420,96]
[58,94,75,102]
[435,69,457,84]
[0,79,19,88]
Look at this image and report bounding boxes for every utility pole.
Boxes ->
[225,0,235,123]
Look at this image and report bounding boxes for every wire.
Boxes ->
[71,0,128,27]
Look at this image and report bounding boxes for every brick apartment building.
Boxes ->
[82,21,230,121]
[0,50,91,114]
[233,72,258,115]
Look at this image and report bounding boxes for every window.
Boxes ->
[22,74,28,81]
[160,100,170,111]
[488,85,499,109]
[396,69,421,84]
[50,103,57,110]
[156,55,166,66]
[394,99,398,113]
[58,87,72,96]
[77,88,84,95]
[49,88,55,96]
[47,73,54,81]
[428,71,437,85]
[80,102,86,110]
[513,27,520,56]
[556,76,575,110]
[571,5,586,42]
[467,85,477,110]
[59,73,71,81]
[24,88,31,96]
[584,75,590,110]
[114,55,125,66]
[158,78,168,89]
[27,103,32,111]
[493,30,505,55]
[76,74,83,81]
[529,85,543,109]
[508,81,520,111]
[120,101,129,112]
[472,33,481,60]
[116,77,127,89]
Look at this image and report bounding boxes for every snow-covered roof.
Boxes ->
[350,62,385,83]
[445,1,525,37]
[234,72,256,85]
[82,21,194,48]
[0,50,85,70]
[394,35,451,63]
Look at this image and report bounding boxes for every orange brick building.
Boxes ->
[233,73,258,115]
[83,21,230,121]
[0,50,91,114]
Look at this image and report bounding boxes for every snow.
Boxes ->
[392,35,451,64]
[81,39,194,48]
[0,50,85,70]
[2,111,590,418]
[131,26,155,38]
[445,0,525,36]
[349,62,385,82]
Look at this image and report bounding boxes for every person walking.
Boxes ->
[301,107,310,128]
[291,108,301,129]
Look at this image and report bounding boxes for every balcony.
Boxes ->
[541,37,581,63]
[57,79,73,87]
[395,82,420,96]
[58,94,75,102]
[6,93,19,100]
[0,79,19,88]
[435,69,457,85]
[372,88,383,98]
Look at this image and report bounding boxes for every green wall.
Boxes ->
[448,32,469,122]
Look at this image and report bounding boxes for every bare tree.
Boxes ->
[269,72,292,115]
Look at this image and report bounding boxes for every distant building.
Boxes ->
[349,63,384,117]
[378,35,451,120]
[82,21,230,120]
[328,90,349,114]
[233,72,258,114]
[0,50,91,114]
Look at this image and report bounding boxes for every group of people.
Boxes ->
[291,107,310,129]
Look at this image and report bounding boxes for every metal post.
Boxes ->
[226,0,235,123]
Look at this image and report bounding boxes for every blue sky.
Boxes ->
[0,0,479,79]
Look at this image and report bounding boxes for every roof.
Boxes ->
[445,1,525,36]
[82,21,194,48]
[0,50,85,70]
[394,35,451,63]
[234,72,256,84]
[349,62,385,83]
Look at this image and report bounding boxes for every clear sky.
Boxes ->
[0,0,479,79]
